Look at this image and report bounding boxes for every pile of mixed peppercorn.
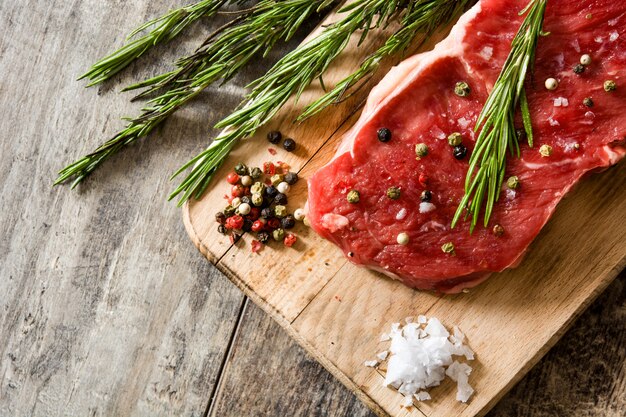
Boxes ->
[215,159,305,252]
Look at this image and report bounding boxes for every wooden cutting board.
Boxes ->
[183,4,626,416]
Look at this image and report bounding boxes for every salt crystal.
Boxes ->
[458,117,471,129]
[419,202,436,213]
[554,97,568,107]
[396,208,407,220]
[480,46,493,60]
[380,333,391,342]
[430,126,447,140]
[377,351,389,361]
[417,315,427,324]
[548,117,560,126]
[414,391,431,401]
[595,36,604,43]
[609,17,618,26]
[364,360,378,368]
[506,189,516,200]
[401,396,414,408]
[610,31,619,42]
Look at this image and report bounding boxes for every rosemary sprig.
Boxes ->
[451,0,547,232]
[79,0,233,87]
[299,0,473,121]
[170,0,411,204]
[56,0,333,188]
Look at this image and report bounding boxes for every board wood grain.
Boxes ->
[183,4,626,417]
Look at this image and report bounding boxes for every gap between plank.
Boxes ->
[203,296,248,417]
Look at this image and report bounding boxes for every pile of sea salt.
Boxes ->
[364,316,475,407]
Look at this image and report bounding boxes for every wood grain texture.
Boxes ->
[2,0,626,416]
[183,2,626,417]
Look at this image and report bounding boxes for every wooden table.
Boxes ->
[1,1,624,416]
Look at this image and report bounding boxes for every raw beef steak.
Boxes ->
[307,0,626,292]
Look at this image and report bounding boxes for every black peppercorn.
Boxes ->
[240,195,251,205]
[230,233,242,243]
[274,192,288,205]
[516,128,526,143]
[281,215,296,230]
[257,231,270,244]
[242,218,253,233]
[217,224,227,234]
[573,64,585,74]
[234,163,248,175]
[420,190,432,202]
[377,127,392,142]
[261,208,273,219]
[453,144,467,159]
[215,212,226,224]
[283,138,296,152]
[284,171,299,185]
[267,130,282,144]
[265,185,278,198]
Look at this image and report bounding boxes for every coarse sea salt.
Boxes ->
[610,31,619,42]
[419,202,436,213]
[366,317,475,404]
[553,97,568,107]
[396,208,407,220]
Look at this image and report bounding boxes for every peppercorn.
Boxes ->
[224,205,235,216]
[281,215,296,229]
[573,64,585,74]
[231,197,242,208]
[284,233,297,247]
[277,182,290,194]
[238,202,251,216]
[234,163,248,175]
[347,190,360,203]
[226,172,240,185]
[516,128,526,143]
[420,190,432,202]
[242,218,253,232]
[251,220,265,232]
[226,215,244,230]
[377,127,392,142]
[257,231,270,244]
[250,167,263,179]
[294,208,305,221]
[231,184,245,197]
[273,228,285,241]
[267,130,282,144]
[397,232,410,245]
[261,207,273,219]
[267,218,281,229]
[493,224,504,237]
[539,144,553,157]
[580,54,592,65]
[544,78,558,90]
[387,186,401,200]
[240,195,251,205]
[271,174,284,186]
[507,176,520,189]
[453,144,467,159]
[251,193,264,207]
[241,175,253,187]
[441,242,455,255]
[454,81,471,97]
[230,233,242,244]
[284,171,299,185]
[447,132,462,146]
[274,193,288,205]
[283,138,296,152]
[248,207,260,220]
[415,143,429,158]
[215,212,226,224]
[274,205,287,218]
[583,97,594,107]
[251,182,265,196]
[604,80,616,92]
[217,224,227,234]
[266,185,278,198]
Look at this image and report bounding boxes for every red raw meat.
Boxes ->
[307,0,626,293]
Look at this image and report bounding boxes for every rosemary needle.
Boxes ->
[451,0,548,232]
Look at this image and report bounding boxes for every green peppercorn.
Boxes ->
[251,193,264,207]
[386,186,401,200]
[415,143,429,158]
[224,205,235,216]
[447,132,462,146]
[274,205,287,218]
[539,144,553,157]
[583,97,594,107]
[493,224,504,237]
[347,190,360,204]
[249,167,263,179]
[507,176,520,189]
[272,228,285,241]
[251,182,265,195]
[271,174,284,186]
[454,81,471,97]
[441,242,456,255]
[234,163,248,175]
[604,80,617,92]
